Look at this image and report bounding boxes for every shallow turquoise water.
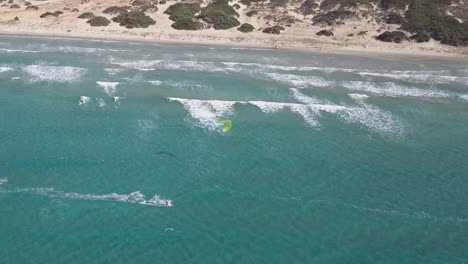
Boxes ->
[0,36,468,263]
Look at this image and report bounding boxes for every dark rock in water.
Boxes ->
[71,8,79,12]
[410,31,430,43]
[24,1,31,6]
[376,31,407,43]
[262,25,285,34]
[14,16,19,21]
[316,29,333,37]
[159,0,166,4]
[10,4,20,8]
[384,12,404,24]
[54,10,63,15]
[347,33,354,37]
[87,16,111,27]
[238,23,254,33]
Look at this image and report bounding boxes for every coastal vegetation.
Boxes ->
[262,25,284,34]
[238,23,254,32]
[198,0,241,29]
[87,16,111,27]
[77,12,94,19]
[112,11,156,28]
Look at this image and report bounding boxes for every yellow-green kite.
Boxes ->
[218,120,232,132]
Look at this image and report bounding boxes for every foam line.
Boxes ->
[79,96,91,106]
[1,186,172,207]
[0,66,13,73]
[341,81,453,99]
[0,178,7,185]
[168,97,241,130]
[23,65,87,82]
[96,81,119,96]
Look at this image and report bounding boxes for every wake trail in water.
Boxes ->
[0,182,171,207]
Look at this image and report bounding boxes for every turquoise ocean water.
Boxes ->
[0,36,468,263]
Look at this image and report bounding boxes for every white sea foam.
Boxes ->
[249,100,343,127]
[3,187,171,207]
[113,96,123,108]
[168,97,240,130]
[96,81,119,96]
[339,94,404,135]
[10,77,20,80]
[264,73,332,88]
[149,80,162,85]
[23,65,87,82]
[290,88,325,105]
[222,62,356,73]
[0,48,41,53]
[104,68,125,76]
[0,178,7,185]
[112,59,226,72]
[79,96,91,106]
[137,119,157,133]
[96,98,106,108]
[0,66,13,73]
[341,81,453,99]
[360,72,468,85]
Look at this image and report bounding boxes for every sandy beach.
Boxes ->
[0,0,467,61]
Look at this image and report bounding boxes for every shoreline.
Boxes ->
[1,30,468,63]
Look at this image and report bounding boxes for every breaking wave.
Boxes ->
[360,72,468,85]
[168,97,242,130]
[111,59,225,72]
[79,96,91,106]
[96,81,119,96]
[168,93,403,135]
[340,81,454,99]
[263,73,332,88]
[23,65,87,82]
[0,66,13,73]
[0,178,7,185]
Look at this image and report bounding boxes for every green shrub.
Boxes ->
[385,12,404,24]
[112,11,156,28]
[87,16,111,26]
[164,3,201,21]
[26,5,38,10]
[238,23,254,32]
[312,10,356,25]
[40,12,58,18]
[103,6,131,14]
[376,31,408,43]
[78,12,94,19]
[246,10,258,17]
[262,25,284,34]
[171,17,203,30]
[402,0,468,46]
[298,0,318,15]
[319,0,377,10]
[199,0,240,29]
